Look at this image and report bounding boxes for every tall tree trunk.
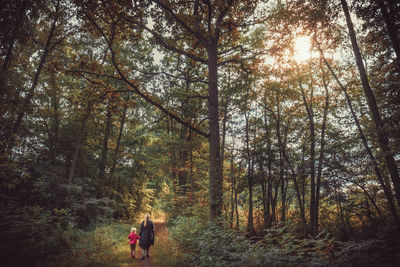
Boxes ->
[262,110,273,227]
[260,166,268,226]
[245,97,254,232]
[272,177,279,223]
[68,110,89,184]
[189,129,194,192]
[234,173,240,231]
[178,69,195,194]
[207,44,223,220]
[230,149,235,229]
[341,0,400,210]
[221,111,228,161]
[363,186,384,222]
[287,159,307,234]
[267,122,274,225]
[259,158,269,227]
[276,115,286,222]
[267,171,273,225]
[48,73,60,165]
[178,125,189,193]
[334,182,348,236]
[168,119,178,190]
[299,80,316,235]
[280,168,287,222]
[315,68,330,233]
[109,106,127,186]
[279,128,307,234]
[281,138,287,222]
[301,142,306,216]
[99,105,112,182]
[266,124,273,227]
[248,182,255,227]
[260,108,273,227]
[221,68,231,165]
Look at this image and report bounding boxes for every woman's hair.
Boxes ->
[131,227,136,232]
[144,214,150,227]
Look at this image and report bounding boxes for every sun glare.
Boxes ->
[294,36,311,62]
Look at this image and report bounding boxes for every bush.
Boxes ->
[170,216,335,267]
[333,225,400,267]
[0,205,75,266]
[62,221,137,266]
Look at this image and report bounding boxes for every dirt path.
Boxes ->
[117,219,170,267]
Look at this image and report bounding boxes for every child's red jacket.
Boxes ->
[128,232,140,244]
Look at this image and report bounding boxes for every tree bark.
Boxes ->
[109,106,127,186]
[233,153,240,231]
[341,0,400,209]
[364,186,384,222]
[221,68,231,165]
[272,173,279,223]
[278,122,307,233]
[234,173,240,231]
[178,126,189,193]
[260,166,268,226]
[276,114,286,222]
[189,129,194,192]
[334,182,348,236]
[68,110,89,184]
[315,68,330,233]
[299,80,316,235]
[264,111,273,227]
[48,72,60,165]
[99,104,112,182]
[286,158,307,234]
[244,92,254,232]
[207,43,223,219]
[230,151,235,229]
[221,107,229,157]
[281,135,287,222]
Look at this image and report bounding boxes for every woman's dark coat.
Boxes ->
[139,220,154,249]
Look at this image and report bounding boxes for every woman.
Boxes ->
[139,214,155,259]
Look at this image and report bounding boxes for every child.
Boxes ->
[128,227,140,259]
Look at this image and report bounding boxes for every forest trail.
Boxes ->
[113,217,170,267]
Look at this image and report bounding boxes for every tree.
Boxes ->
[74,0,263,219]
[1,0,74,154]
[145,0,264,219]
[341,0,400,208]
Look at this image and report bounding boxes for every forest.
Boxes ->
[0,0,399,266]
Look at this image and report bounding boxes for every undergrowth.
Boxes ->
[169,216,400,267]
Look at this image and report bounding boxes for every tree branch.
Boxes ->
[142,24,208,64]
[85,12,209,138]
[151,0,207,45]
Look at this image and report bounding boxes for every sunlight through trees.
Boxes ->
[1,0,399,266]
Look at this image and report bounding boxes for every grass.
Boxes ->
[68,214,186,267]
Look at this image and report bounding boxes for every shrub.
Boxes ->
[0,205,75,266]
[170,216,336,267]
[62,221,133,266]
